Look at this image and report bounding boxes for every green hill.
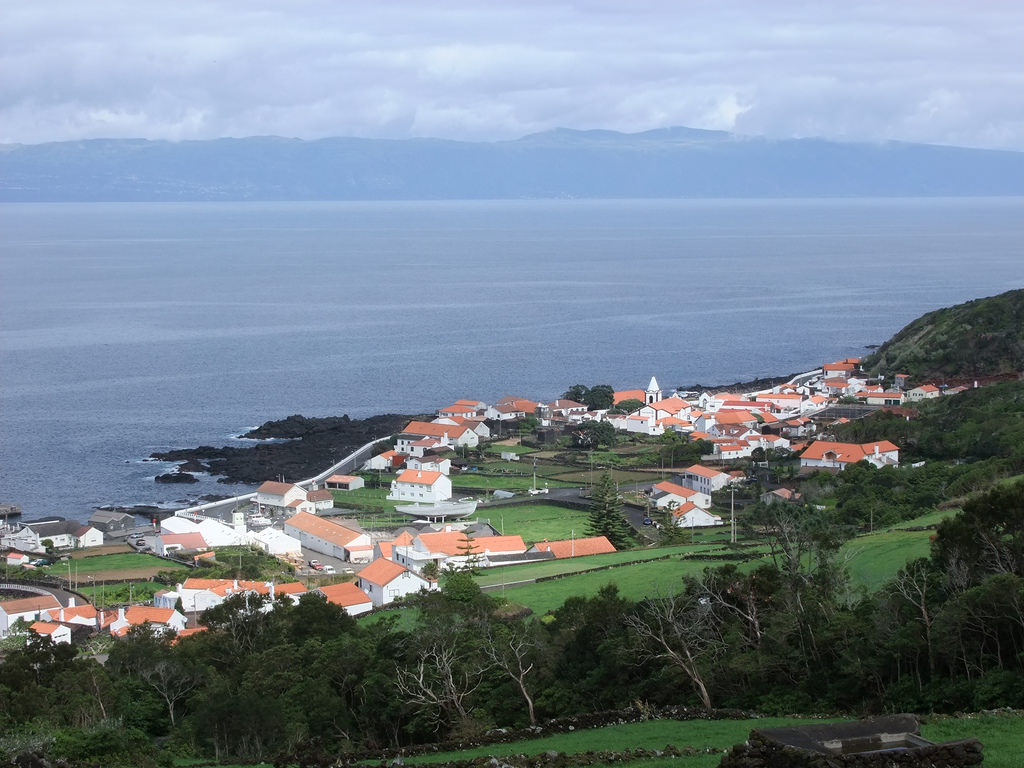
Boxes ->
[863,288,1024,381]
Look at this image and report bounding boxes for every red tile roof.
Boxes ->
[318,582,372,608]
[532,536,616,558]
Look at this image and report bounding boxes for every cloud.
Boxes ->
[2,0,1022,150]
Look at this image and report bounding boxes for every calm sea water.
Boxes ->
[1,198,1023,522]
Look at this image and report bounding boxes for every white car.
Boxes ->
[321,565,336,574]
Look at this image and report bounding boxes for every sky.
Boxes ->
[3,1,1023,150]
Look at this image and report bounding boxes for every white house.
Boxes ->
[799,440,900,470]
[357,558,434,606]
[253,481,311,515]
[30,621,72,644]
[109,606,188,637]
[681,465,733,495]
[906,384,941,400]
[388,469,453,504]
[671,503,724,528]
[651,480,711,510]
[396,421,478,452]
[23,519,103,550]
[406,455,453,475]
[324,474,365,491]
[0,594,62,638]
[624,413,663,436]
[317,582,374,616]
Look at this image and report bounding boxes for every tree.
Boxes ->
[610,398,644,414]
[625,589,725,710]
[562,384,590,403]
[586,471,633,548]
[483,621,541,725]
[584,384,615,411]
[572,420,616,449]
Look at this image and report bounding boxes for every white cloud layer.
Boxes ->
[3,0,1022,149]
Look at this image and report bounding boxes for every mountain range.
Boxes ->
[2,126,1023,201]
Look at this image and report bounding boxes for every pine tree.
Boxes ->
[587,471,633,548]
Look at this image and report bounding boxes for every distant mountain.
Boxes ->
[863,288,1024,381]
[2,128,1023,201]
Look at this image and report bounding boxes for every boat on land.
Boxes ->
[395,499,478,521]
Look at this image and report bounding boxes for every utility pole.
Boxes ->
[730,485,736,544]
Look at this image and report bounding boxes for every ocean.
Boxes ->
[1,198,1022,523]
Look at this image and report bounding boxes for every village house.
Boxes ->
[372,530,415,561]
[670,503,724,528]
[396,420,479,452]
[526,535,616,558]
[761,487,803,505]
[317,582,373,616]
[905,384,941,400]
[109,605,187,637]
[284,511,372,562]
[799,440,900,470]
[393,530,528,573]
[88,509,136,534]
[434,415,492,439]
[23,518,103,550]
[362,449,405,472]
[406,454,453,475]
[651,480,712,510]
[388,469,453,504]
[254,481,314,515]
[324,474,364,491]
[681,464,735,495]
[29,620,72,644]
[357,558,434,606]
[0,594,63,638]
[156,531,209,556]
[41,603,100,631]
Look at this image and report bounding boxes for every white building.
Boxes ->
[388,469,453,503]
[681,465,733,495]
[357,558,434,606]
[283,512,370,561]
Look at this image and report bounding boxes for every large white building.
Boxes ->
[388,469,453,503]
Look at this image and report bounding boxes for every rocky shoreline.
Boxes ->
[148,412,421,486]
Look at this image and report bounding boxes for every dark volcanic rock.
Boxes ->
[156,472,199,484]
[150,412,419,485]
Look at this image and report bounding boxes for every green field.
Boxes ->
[38,552,188,577]
[479,503,591,542]
[842,528,934,592]
[398,711,1022,768]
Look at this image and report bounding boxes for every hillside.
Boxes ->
[3,128,1024,201]
[862,288,1024,381]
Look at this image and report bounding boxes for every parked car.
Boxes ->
[322,565,336,574]
[642,517,654,526]
[308,559,323,570]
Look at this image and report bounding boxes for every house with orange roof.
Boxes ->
[656,416,693,433]
[284,511,371,562]
[407,454,453,475]
[860,390,904,406]
[396,421,478,452]
[156,531,208,557]
[109,605,187,637]
[388,469,453,504]
[638,396,691,421]
[527,535,616,559]
[42,602,99,630]
[712,442,754,461]
[373,530,415,561]
[799,440,899,471]
[357,558,434,606]
[325,474,364,491]
[362,449,405,472]
[755,392,805,412]
[0,594,62,638]
[317,582,373,616]
[394,531,528,574]
[254,481,310,515]
[681,464,734,495]
[670,503,724,528]
[905,384,941,401]
[29,620,72,644]
[651,480,711,510]
[437,403,481,418]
